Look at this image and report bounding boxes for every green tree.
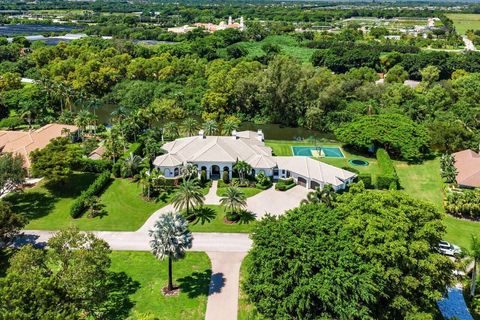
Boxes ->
[0,201,27,247]
[244,190,453,319]
[30,137,82,184]
[385,65,408,84]
[0,153,26,197]
[121,153,143,178]
[233,160,252,185]
[149,212,193,292]
[171,179,205,218]
[468,235,480,298]
[300,184,335,207]
[181,118,199,137]
[202,119,218,136]
[220,187,247,222]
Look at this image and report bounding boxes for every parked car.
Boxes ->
[438,241,461,256]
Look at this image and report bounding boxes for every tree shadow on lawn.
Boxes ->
[5,191,56,220]
[44,172,98,198]
[177,269,213,298]
[103,271,141,320]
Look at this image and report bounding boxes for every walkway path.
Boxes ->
[462,36,476,51]
[205,252,247,320]
[205,180,221,205]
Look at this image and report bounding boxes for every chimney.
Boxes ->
[228,16,233,25]
[257,129,264,142]
[232,130,239,139]
[198,130,206,139]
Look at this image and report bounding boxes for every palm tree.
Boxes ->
[234,161,252,185]
[182,118,199,137]
[149,212,193,292]
[469,235,480,297]
[121,153,143,178]
[203,119,218,136]
[181,164,198,180]
[301,184,335,207]
[171,179,205,218]
[164,121,180,140]
[222,118,240,136]
[220,187,247,221]
[74,109,93,140]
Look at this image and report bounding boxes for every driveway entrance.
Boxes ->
[247,185,309,219]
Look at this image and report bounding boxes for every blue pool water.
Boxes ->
[291,146,344,158]
[437,287,473,320]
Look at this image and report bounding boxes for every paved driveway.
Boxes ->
[247,185,309,219]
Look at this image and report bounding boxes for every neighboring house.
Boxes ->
[453,149,480,188]
[89,145,106,160]
[153,130,356,190]
[0,123,78,168]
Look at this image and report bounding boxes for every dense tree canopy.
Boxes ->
[244,187,454,320]
[335,114,431,161]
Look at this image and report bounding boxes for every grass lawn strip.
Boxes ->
[216,186,263,198]
[187,205,256,233]
[109,251,211,320]
[6,174,168,231]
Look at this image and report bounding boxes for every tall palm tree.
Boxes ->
[171,179,205,218]
[203,119,218,136]
[149,212,193,292]
[220,187,247,221]
[234,161,252,185]
[164,121,180,140]
[469,235,480,297]
[182,118,199,137]
[121,153,143,178]
[222,118,240,136]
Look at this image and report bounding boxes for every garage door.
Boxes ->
[297,177,307,187]
[310,180,320,190]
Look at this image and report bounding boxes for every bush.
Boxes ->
[70,171,111,218]
[200,170,207,184]
[112,162,122,178]
[222,170,230,184]
[376,148,399,190]
[275,178,296,191]
[445,190,480,219]
[357,173,373,189]
[75,158,112,173]
[217,179,229,188]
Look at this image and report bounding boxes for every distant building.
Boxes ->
[89,145,106,160]
[453,149,480,188]
[0,123,78,168]
[168,16,245,34]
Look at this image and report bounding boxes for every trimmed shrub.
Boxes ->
[376,148,399,190]
[70,171,111,218]
[200,170,207,184]
[357,173,373,189]
[222,170,230,184]
[275,178,296,191]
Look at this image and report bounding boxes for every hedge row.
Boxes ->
[376,148,399,190]
[70,171,111,218]
[275,178,296,191]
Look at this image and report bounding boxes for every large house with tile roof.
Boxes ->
[0,123,78,168]
[153,130,356,190]
[453,149,480,188]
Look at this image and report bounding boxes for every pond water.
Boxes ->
[0,24,76,36]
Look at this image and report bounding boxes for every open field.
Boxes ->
[227,35,316,63]
[447,13,480,35]
[6,174,168,231]
[110,251,211,320]
[187,205,256,233]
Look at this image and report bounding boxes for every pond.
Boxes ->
[0,24,76,36]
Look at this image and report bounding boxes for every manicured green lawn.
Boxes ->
[446,13,480,35]
[216,186,264,198]
[6,174,167,231]
[395,158,480,248]
[188,205,256,233]
[110,251,211,320]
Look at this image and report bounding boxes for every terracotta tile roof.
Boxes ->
[453,149,480,188]
[0,123,78,168]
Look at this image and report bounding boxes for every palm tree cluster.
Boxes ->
[301,184,335,207]
[234,161,253,186]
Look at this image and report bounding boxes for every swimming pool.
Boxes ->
[291,146,345,158]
